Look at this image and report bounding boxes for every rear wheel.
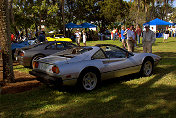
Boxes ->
[31,55,45,68]
[140,59,153,77]
[78,70,100,91]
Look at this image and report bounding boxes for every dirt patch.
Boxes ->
[0,63,42,95]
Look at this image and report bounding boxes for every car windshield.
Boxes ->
[53,47,93,57]
[55,35,65,38]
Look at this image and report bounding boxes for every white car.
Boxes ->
[29,44,161,91]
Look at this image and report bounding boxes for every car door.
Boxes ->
[99,46,139,79]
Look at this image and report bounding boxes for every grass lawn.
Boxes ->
[1,37,176,118]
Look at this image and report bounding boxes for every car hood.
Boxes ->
[133,52,161,61]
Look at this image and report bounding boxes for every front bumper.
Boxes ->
[29,70,77,86]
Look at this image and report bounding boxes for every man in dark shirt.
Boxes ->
[38,31,46,42]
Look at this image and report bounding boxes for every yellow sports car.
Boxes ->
[46,34,72,42]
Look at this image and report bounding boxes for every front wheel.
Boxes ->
[78,70,100,91]
[140,59,153,77]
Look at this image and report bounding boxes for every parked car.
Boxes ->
[46,34,72,42]
[29,44,161,91]
[27,37,38,45]
[0,41,29,60]
[15,41,77,68]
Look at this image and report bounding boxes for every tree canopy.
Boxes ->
[9,0,176,34]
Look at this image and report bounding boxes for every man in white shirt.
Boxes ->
[127,25,136,52]
[142,24,156,53]
[75,30,81,46]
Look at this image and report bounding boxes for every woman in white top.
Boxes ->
[82,30,87,46]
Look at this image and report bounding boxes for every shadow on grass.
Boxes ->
[154,52,176,58]
[1,55,176,117]
[15,77,37,82]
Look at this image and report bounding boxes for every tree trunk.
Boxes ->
[25,28,28,38]
[150,1,154,21]
[165,0,168,20]
[9,0,14,25]
[61,0,65,35]
[0,0,15,83]
[136,0,140,26]
[39,13,42,31]
[144,0,148,22]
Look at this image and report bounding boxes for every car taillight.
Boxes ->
[19,52,24,56]
[33,61,39,68]
[52,66,60,74]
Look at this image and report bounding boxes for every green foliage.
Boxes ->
[12,0,130,33]
[11,0,175,34]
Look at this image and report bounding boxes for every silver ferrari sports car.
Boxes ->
[30,44,161,91]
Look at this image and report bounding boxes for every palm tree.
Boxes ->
[133,0,141,25]
[0,0,15,83]
[156,0,174,20]
[163,0,174,20]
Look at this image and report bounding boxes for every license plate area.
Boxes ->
[39,63,49,70]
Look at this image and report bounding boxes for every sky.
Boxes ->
[123,0,176,7]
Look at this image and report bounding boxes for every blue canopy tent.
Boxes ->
[143,18,174,38]
[80,23,97,28]
[65,23,82,28]
[143,18,173,25]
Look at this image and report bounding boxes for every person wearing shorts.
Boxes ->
[164,27,169,43]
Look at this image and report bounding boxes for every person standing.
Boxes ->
[75,30,81,46]
[136,25,141,44]
[111,30,113,40]
[82,30,87,46]
[113,28,116,40]
[11,33,15,43]
[173,29,176,37]
[121,26,126,49]
[127,25,136,52]
[38,31,46,42]
[142,24,156,53]
[132,27,137,47]
[163,27,169,43]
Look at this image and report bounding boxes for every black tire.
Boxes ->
[140,59,153,77]
[77,70,100,91]
[31,55,45,68]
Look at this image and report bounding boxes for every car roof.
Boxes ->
[22,41,75,50]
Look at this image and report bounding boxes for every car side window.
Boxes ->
[46,43,56,49]
[46,43,64,49]
[92,49,106,59]
[102,46,127,58]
